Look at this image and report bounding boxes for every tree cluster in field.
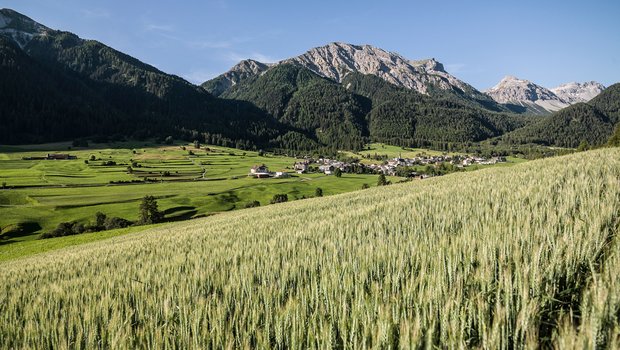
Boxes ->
[244,200,261,208]
[40,195,163,239]
[393,162,464,178]
[40,213,132,239]
[270,194,289,204]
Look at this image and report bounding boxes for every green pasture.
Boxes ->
[341,142,461,164]
[0,141,521,248]
[0,142,394,244]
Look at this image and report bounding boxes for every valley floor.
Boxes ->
[0,141,523,255]
[0,148,618,348]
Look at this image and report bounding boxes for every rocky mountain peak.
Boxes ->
[551,81,605,103]
[201,58,272,96]
[487,76,562,102]
[279,42,476,95]
[485,75,606,113]
[485,76,569,113]
[0,8,50,48]
[231,59,271,75]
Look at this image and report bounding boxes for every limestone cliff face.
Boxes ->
[485,76,570,113]
[0,8,52,48]
[485,76,605,114]
[202,59,271,96]
[551,81,605,104]
[282,42,478,96]
[205,42,485,98]
[204,41,605,115]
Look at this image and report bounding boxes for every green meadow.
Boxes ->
[340,143,449,164]
[0,141,528,261]
[1,148,618,348]
[0,142,392,245]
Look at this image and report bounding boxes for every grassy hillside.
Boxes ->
[1,148,619,348]
[0,143,395,241]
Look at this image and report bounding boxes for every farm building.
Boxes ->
[249,165,271,178]
[294,161,309,174]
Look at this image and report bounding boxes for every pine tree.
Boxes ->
[577,140,590,152]
[139,195,163,224]
[377,174,388,186]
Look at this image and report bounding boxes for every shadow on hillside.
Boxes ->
[0,222,41,245]
[162,206,198,223]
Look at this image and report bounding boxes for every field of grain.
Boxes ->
[1,148,618,348]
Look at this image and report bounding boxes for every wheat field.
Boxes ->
[1,148,619,349]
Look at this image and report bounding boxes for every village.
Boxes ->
[250,154,506,178]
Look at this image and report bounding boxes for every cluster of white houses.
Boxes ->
[250,154,505,178]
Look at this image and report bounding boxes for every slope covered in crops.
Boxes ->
[1,148,620,348]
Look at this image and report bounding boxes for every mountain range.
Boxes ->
[0,8,617,151]
[484,76,605,114]
[205,43,518,114]
[205,42,605,116]
[502,83,620,147]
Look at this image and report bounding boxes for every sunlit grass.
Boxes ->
[0,148,618,348]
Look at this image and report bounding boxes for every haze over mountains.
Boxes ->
[0,8,617,150]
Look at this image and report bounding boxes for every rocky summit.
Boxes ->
[202,59,272,96]
[281,42,476,95]
[0,8,50,48]
[485,76,605,114]
[205,42,484,98]
[485,76,568,114]
[551,81,606,104]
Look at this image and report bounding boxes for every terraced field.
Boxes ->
[1,148,618,348]
[0,142,394,243]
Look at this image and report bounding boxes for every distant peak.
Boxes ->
[486,76,534,91]
[0,8,47,31]
[502,75,526,83]
[0,8,50,48]
[551,81,605,103]
[232,59,269,69]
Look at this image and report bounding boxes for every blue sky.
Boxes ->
[3,0,619,89]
